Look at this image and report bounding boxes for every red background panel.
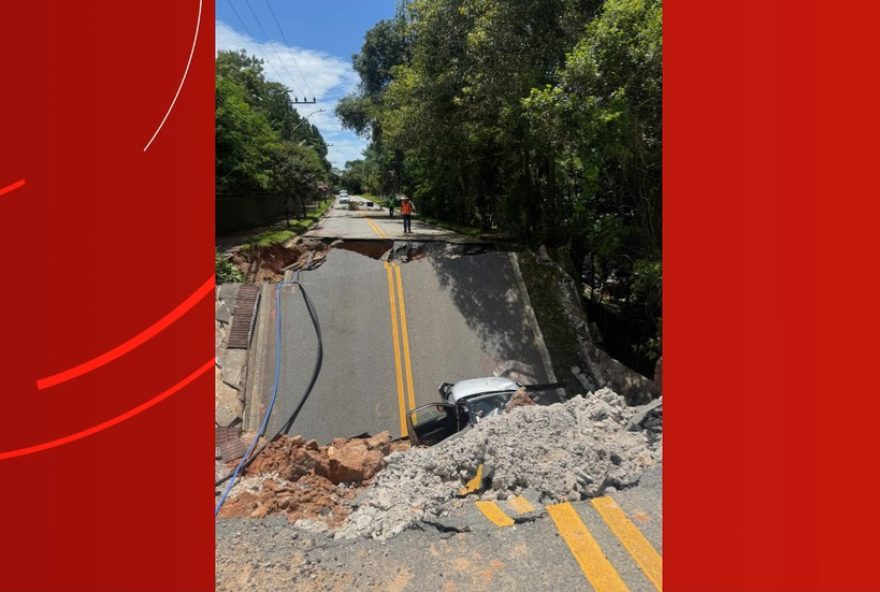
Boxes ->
[1,1,214,590]
[4,0,880,590]
[666,1,880,590]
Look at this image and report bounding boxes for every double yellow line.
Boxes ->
[366,218,389,238]
[475,497,662,591]
[383,260,416,436]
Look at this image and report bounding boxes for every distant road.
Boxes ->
[304,196,472,242]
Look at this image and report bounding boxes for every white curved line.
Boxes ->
[144,0,203,151]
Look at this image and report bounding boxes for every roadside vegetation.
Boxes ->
[217,49,332,221]
[243,198,333,248]
[216,49,337,284]
[216,252,246,283]
[337,0,662,371]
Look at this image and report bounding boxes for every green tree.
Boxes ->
[216,49,331,214]
[342,0,663,369]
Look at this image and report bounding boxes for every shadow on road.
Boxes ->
[427,251,551,384]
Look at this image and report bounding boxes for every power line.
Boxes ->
[264,0,317,100]
[224,0,301,97]
[242,0,309,101]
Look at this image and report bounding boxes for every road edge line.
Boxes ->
[509,252,562,399]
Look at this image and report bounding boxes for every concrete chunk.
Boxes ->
[216,367,244,427]
[220,349,248,389]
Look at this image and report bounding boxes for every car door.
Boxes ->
[406,403,461,446]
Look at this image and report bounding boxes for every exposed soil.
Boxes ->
[229,240,329,283]
[217,432,410,528]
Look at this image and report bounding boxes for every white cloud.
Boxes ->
[216,21,367,168]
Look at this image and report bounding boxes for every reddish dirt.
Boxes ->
[218,432,410,528]
[229,241,329,283]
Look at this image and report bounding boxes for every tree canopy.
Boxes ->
[217,50,330,209]
[338,0,662,371]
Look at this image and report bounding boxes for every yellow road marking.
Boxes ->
[547,502,629,592]
[508,495,535,515]
[393,263,417,411]
[367,218,388,238]
[475,501,514,527]
[592,497,663,591]
[384,261,407,436]
[458,464,484,496]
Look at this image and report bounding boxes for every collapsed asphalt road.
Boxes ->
[245,240,561,444]
[216,391,663,591]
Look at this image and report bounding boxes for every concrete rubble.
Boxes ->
[215,284,247,429]
[336,388,662,540]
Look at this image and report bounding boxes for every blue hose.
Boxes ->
[214,260,324,515]
[214,281,285,516]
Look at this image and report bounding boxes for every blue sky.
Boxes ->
[216,0,399,168]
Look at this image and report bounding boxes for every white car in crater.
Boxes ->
[406,377,558,446]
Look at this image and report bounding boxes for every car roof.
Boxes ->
[448,377,519,403]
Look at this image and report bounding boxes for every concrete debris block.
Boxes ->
[627,397,662,433]
[216,367,244,427]
[571,366,597,392]
[216,322,228,351]
[216,300,232,325]
[220,349,247,389]
[218,284,240,305]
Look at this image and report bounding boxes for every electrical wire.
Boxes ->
[263,0,317,100]
[242,0,306,101]
[224,0,300,97]
[214,280,284,516]
[214,261,323,509]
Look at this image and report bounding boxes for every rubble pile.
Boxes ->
[217,432,409,527]
[338,389,662,540]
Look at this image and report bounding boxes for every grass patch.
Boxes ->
[517,251,584,398]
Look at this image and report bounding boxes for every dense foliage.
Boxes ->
[217,50,330,211]
[338,0,662,370]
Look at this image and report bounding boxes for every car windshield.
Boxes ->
[462,391,515,423]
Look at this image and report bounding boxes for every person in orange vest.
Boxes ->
[401,196,415,233]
